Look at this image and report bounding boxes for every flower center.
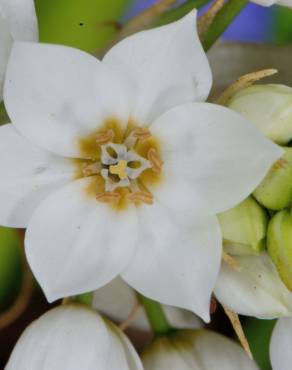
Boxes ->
[99,142,151,192]
[109,160,127,180]
[77,120,163,208]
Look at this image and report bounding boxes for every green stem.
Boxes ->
[154,0,211,27]
[201,0,248,51]
[73,292,94,306]
[138,294,173,336]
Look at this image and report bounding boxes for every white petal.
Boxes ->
[122,202,222,322]
[142,330,259,370]
[278,0,292,6]
[93,277,202,331]
[251,0,277,5]
[5,305,142,370]
[0,14,13,100]
[270,317,292,370]
[0,124,75,228]
[0,0,38,41]
[149,102,283,215]
[214,252,292,318]
[25,177,138,302]
[103,10,211,124]
[4,42,132,157]
[107,320,144,370]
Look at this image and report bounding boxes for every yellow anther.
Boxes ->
[96,191,121,203]
[82,162,101,177]
[148,148,164,174]
[109,160,128,180]
[132,127,152,141]
[127,191,153,205]
[96,129,114,145]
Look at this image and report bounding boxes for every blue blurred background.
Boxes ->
[129,1,292,43]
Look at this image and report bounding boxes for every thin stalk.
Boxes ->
[138,294,174,336]
[154,0,211,27]
[201,0,248,51]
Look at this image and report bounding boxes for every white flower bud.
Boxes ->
[5,305,142,370]
[228,84,292,145]
[142,330,259,370]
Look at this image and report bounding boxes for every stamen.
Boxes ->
[223,306,253,360]
[82,162,101,176]
[96,191,121,203]
[96,129,115,145]
[147,148,163,174]
[109,160,128,180]
[132,127,152,141]
[124,128,152,148]
[127,191,153,205]
[222,252,241,272]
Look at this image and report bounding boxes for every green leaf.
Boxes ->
[0,228,22,311]
[244,318,276,370]
[274,6,292,45]
[35,0,132,53]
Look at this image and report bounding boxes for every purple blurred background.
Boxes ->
[127,1,292,43]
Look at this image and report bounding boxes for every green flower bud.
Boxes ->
[253,147,292,210]
[267,209,292,291]
[218,197,268,255]
[228,84,292,145]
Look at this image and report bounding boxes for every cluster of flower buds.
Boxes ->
[226,84,292,292]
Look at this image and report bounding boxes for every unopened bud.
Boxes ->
[218,197,268,255]
[228,84,292,145]
[267,209,292,291]
[142,330,258,370]
[253,147,292,210]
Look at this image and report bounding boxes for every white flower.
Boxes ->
[2,10,281,322]
[214,252,292,318]
[0,0,38,100]
[270,317,292,370]
[5,305,143,370]
[252,0,292,7]
[142,329,259,370]
[93,277,202,331]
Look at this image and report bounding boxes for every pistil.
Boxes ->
[109,160,128,180]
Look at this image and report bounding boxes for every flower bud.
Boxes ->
[218,197,268,255]
[142,330,258,370]
[267,209,292,291]
[5,305,142,370]
[253,147,292,210]
[228,84,292,145]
